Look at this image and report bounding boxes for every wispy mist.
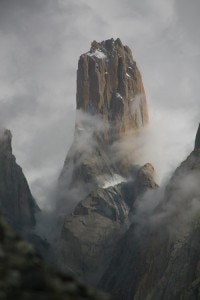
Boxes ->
[133,152,200,237]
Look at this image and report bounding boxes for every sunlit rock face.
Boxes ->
[0,129,38,230]
[58,39,149,212]
[76,38,148,141]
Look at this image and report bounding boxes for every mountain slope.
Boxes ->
[100,124,200,300]
[0,210,111,300]
[58,163,157,286]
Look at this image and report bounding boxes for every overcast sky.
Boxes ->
[0,0,199,207]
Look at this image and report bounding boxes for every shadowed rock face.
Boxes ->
[195,123,200,151]
[100,124,200,300]
[0,129,38,230]
[57,164,158,287]
[0,212,111,300]
[58,184,130,285]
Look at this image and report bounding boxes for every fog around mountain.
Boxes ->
[0,0,199,208]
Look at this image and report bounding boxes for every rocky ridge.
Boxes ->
[0,129,51,259]
[195,123,200,151]
[99,124,200,300]
[0,128,112,299]
[0,129,38,230]
[58,162,158,285]
[0,211,111,300]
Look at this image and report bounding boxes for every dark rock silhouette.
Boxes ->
[0,211,111,300]
[0,129,38,230]
[195,123,200,151]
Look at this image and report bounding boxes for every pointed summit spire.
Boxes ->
[76,38,148,143]
[0,129,12,154]
[194,123,200,151]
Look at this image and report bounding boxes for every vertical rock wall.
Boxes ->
[76,38,148,141]
[0,129,38,230]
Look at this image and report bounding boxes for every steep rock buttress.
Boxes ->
[0,129,38,230]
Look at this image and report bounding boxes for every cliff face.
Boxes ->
[58,163,157,286]
[58,39,149,212]
[195,123,200,152]
[0,129,38,230]
[76,38,148,140]
[0,211,111,300]
[100,124,200,300]
[59,184,130,285]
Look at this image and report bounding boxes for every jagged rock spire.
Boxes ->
[76,38,148,142]
[0,128,38,229]
[58,39,150,212]
[194,123,200,151]
[0,129,12,155]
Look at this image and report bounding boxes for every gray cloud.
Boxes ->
[0,0,199,208]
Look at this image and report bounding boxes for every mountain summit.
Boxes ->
[77,38,148,141]
[56,39,156,286]
[58,39,149,212]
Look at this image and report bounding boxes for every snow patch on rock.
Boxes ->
[87,50,106,59]
[101,174,126,189]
